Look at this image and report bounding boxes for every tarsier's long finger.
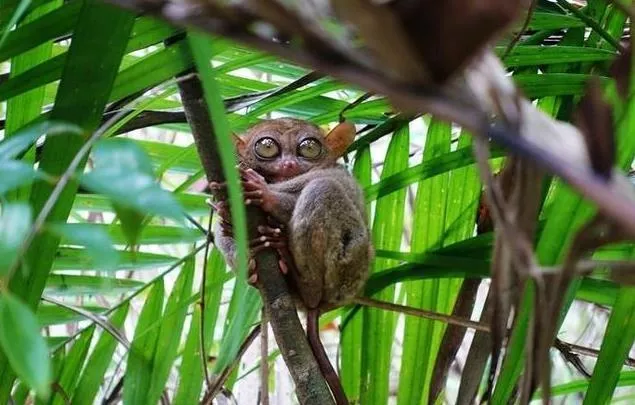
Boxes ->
[245,197,264,206]
[240,167,265,183]
[206,198,225,211]
[257,225,282,237]
[208,201,232,221]
[243,190,264,200]
[251,241,286,254]
[277,247,298,276]
[278,259,289,275]
[247,258,258,285]
[250,235,285,248]
[241,180,262,192]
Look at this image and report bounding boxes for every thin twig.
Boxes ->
[185,212,209,236]
[200,207,215,390]
[556,338,635,368]
[41,296,130,349]
[503,0,537,58]
[554,339,592,378]
[103,377,124,405]
[353,296,489,332]
[201,325,262,405]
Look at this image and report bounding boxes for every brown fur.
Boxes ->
[217,119,373,309]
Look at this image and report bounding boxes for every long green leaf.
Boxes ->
[0,0,32,49]
[49,326,95,405]
[0,0,79,63]
[585,286,635,404]
[52,247,177,272]
[146,257,194,404]
[341,145,372,402]
[3,0,64,204]
[174,248,227,405]
[123,279,164,405]
[0,2,135,400]
[72,192,209,217]
[37,304,106,326]
[398,120,452,405]
[499,45,615,67]
[187,31,247,279]
[72,302,130,404]
[361,126,409,405]
[188,31,261,375]
[45,274,142,296]
[0,19,182,103]
[0,293,51,399]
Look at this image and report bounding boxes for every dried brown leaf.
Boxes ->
[390,0,524,83]
[455,290,494,405]
[609,45,632,100]
[429,279,481,404]
[573,77,615,180]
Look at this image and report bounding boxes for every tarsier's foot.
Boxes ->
[206,198,233,237]
[246,218,296,284]
[208,181,228,200]
[262,217,297,276]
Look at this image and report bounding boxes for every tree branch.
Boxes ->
[175,70,334,404]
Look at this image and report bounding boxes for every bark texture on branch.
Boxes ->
[176,71,334,404]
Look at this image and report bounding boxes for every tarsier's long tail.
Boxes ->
[307,309,350,405]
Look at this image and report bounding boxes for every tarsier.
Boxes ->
[210,118,373,405]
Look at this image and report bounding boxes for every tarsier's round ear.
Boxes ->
[324,121,356,158]
[232,133,247,155]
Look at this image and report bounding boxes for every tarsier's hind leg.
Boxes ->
[289,177,371,308]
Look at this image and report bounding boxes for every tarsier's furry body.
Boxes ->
[212,118,373,404]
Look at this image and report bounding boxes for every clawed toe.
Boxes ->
[278,259,289,275]
[257,225,282,237]
[247,258,258,285]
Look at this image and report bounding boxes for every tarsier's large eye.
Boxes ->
[297,138,322,159]
[254,137,280,159]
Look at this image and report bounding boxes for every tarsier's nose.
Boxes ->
[281,160,298,171]
[277,159,301,179]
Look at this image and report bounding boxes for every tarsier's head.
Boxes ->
[234,118,356,183]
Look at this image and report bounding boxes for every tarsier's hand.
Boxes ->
[208,167,278,215]
[239,167,278,214]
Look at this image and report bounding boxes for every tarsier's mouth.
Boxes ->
[263,167,307,183]
[268,173,298,183]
